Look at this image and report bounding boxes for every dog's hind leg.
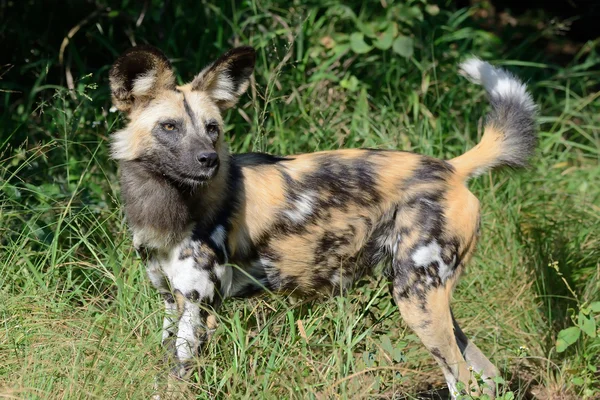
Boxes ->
[392,272,474,399]
[452,310,500,395]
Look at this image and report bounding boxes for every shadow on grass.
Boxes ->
[519,207,598,347]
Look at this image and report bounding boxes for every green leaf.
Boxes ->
[340,75,359,92]
[392,36,414,58]
[362,351,375,367]
[572,376,585,386]
[358,21,378,38]
[350,32,372,54]
[504,392,515,400]
[589,301,600,312]
[392,348,406,363]
[380,335,394,354]
[556,326,581,352]
[392,4,423,25]
[579,311,596,337]
[493,376,506,385]
[374,23,397,50]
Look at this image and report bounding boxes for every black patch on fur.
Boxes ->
[190,230,228,266]
[136,245,152,262]
[411,157,455,182]
[162,292,175,304]
[430,347,451,373]
[258,155,382,243]
[313,230,352,266]
[487,93,537,169]
[233,152,291,167]
[182,95,198,131]
[187,290,200,302]
[451,310,470,357]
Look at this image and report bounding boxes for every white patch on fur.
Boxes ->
[284,191,316,223]
[258,257,275,270]
[132,70,157,97]
[158,241,215,303]
[145,257,179,343]
[412,241,441,266]
[211,75,236,103]
[411,241,452,282]
[459,57,535,111]
[110,128,137,160]
[177,265,214,302]
[329,272,340,286]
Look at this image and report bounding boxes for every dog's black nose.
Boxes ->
[197,152,219,168]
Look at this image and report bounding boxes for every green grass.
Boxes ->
[1,0,599,398]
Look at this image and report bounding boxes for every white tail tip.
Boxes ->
[459,57,533,108]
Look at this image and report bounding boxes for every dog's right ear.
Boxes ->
[109,45,176,114]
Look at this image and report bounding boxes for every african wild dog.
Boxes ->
[108,45,536,397]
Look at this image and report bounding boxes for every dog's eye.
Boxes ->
[162,123,176,131]
[206,122,219,141]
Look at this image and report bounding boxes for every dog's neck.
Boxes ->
[119,158,230,251]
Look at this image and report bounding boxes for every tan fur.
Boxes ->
[394,278,476,396]
[443,182,481,244]
[112,93,183,160]
[450,126,503,180]
[228,166,287,255]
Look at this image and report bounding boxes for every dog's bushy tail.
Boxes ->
[450,57,538,181]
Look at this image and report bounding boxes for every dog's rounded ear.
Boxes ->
[109,45,176,113]
[191,46,256,110]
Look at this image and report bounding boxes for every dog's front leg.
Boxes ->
[144,254,179,359]
[165,254,230,379]
[171,290,220,378]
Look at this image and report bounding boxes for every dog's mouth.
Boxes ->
[164,163,220,187]
[181,163,220,183]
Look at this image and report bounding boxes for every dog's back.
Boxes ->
[224,58,537,302]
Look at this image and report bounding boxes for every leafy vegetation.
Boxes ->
[1,0,598,398]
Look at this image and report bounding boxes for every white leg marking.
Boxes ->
[175,301,200,362]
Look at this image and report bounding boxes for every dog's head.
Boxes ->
[109,45,255,187]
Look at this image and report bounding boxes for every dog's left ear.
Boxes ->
[191,46,256,110]
[109,45,176,113]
